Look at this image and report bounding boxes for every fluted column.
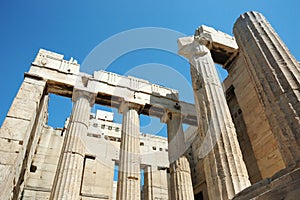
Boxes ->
[143,166,153,200]
[162,111,194,200]
[51,89,95,199]
[233,11,300,167]
[116,102,141,200]
[178,36,250,199]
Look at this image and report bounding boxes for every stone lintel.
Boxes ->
[93,70,179,100]
[32,49,80,74]
[195,25,238,49]
[28,50,197,125]
[178,25,238,65]
[194,25,238,65]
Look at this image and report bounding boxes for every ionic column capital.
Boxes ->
[178,36,211,60]
[118,101,143,114]
[72,89,96,106]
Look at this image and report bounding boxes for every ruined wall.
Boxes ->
[22,126,63,199]
[223,78,261,183]
[22,124,116,200]
[143,166,169,200]
[224,53,285,181]
[0,77,47,200]
[81,156,114,199]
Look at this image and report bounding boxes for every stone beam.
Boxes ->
[28,49,197,126]
[193,25,238,65]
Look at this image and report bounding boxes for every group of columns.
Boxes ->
[117,103,195,200]
[50,52,247,200]
[50,54,246,200]
[49,25,249,200]
[49,86,195,199]
[49,11,300,200]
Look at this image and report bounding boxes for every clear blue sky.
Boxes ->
[0,0,299,136]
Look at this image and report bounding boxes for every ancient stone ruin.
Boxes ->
[0,11,299,200]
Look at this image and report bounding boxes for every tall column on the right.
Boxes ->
[233,11,300,166]
[178,36,250,200]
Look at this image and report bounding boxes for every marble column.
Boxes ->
[143,165,153,200]
[116,102,141,200]
[163,111,194,200]
[178,36,250,199]
[51,89,95,199]
[233,11,300,167]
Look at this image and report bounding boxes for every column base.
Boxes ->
[233,162,300,200]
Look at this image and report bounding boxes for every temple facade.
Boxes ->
[0,11,299,200]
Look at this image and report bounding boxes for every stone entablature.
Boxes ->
[33,49,80,74]
[29,49,197,126]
